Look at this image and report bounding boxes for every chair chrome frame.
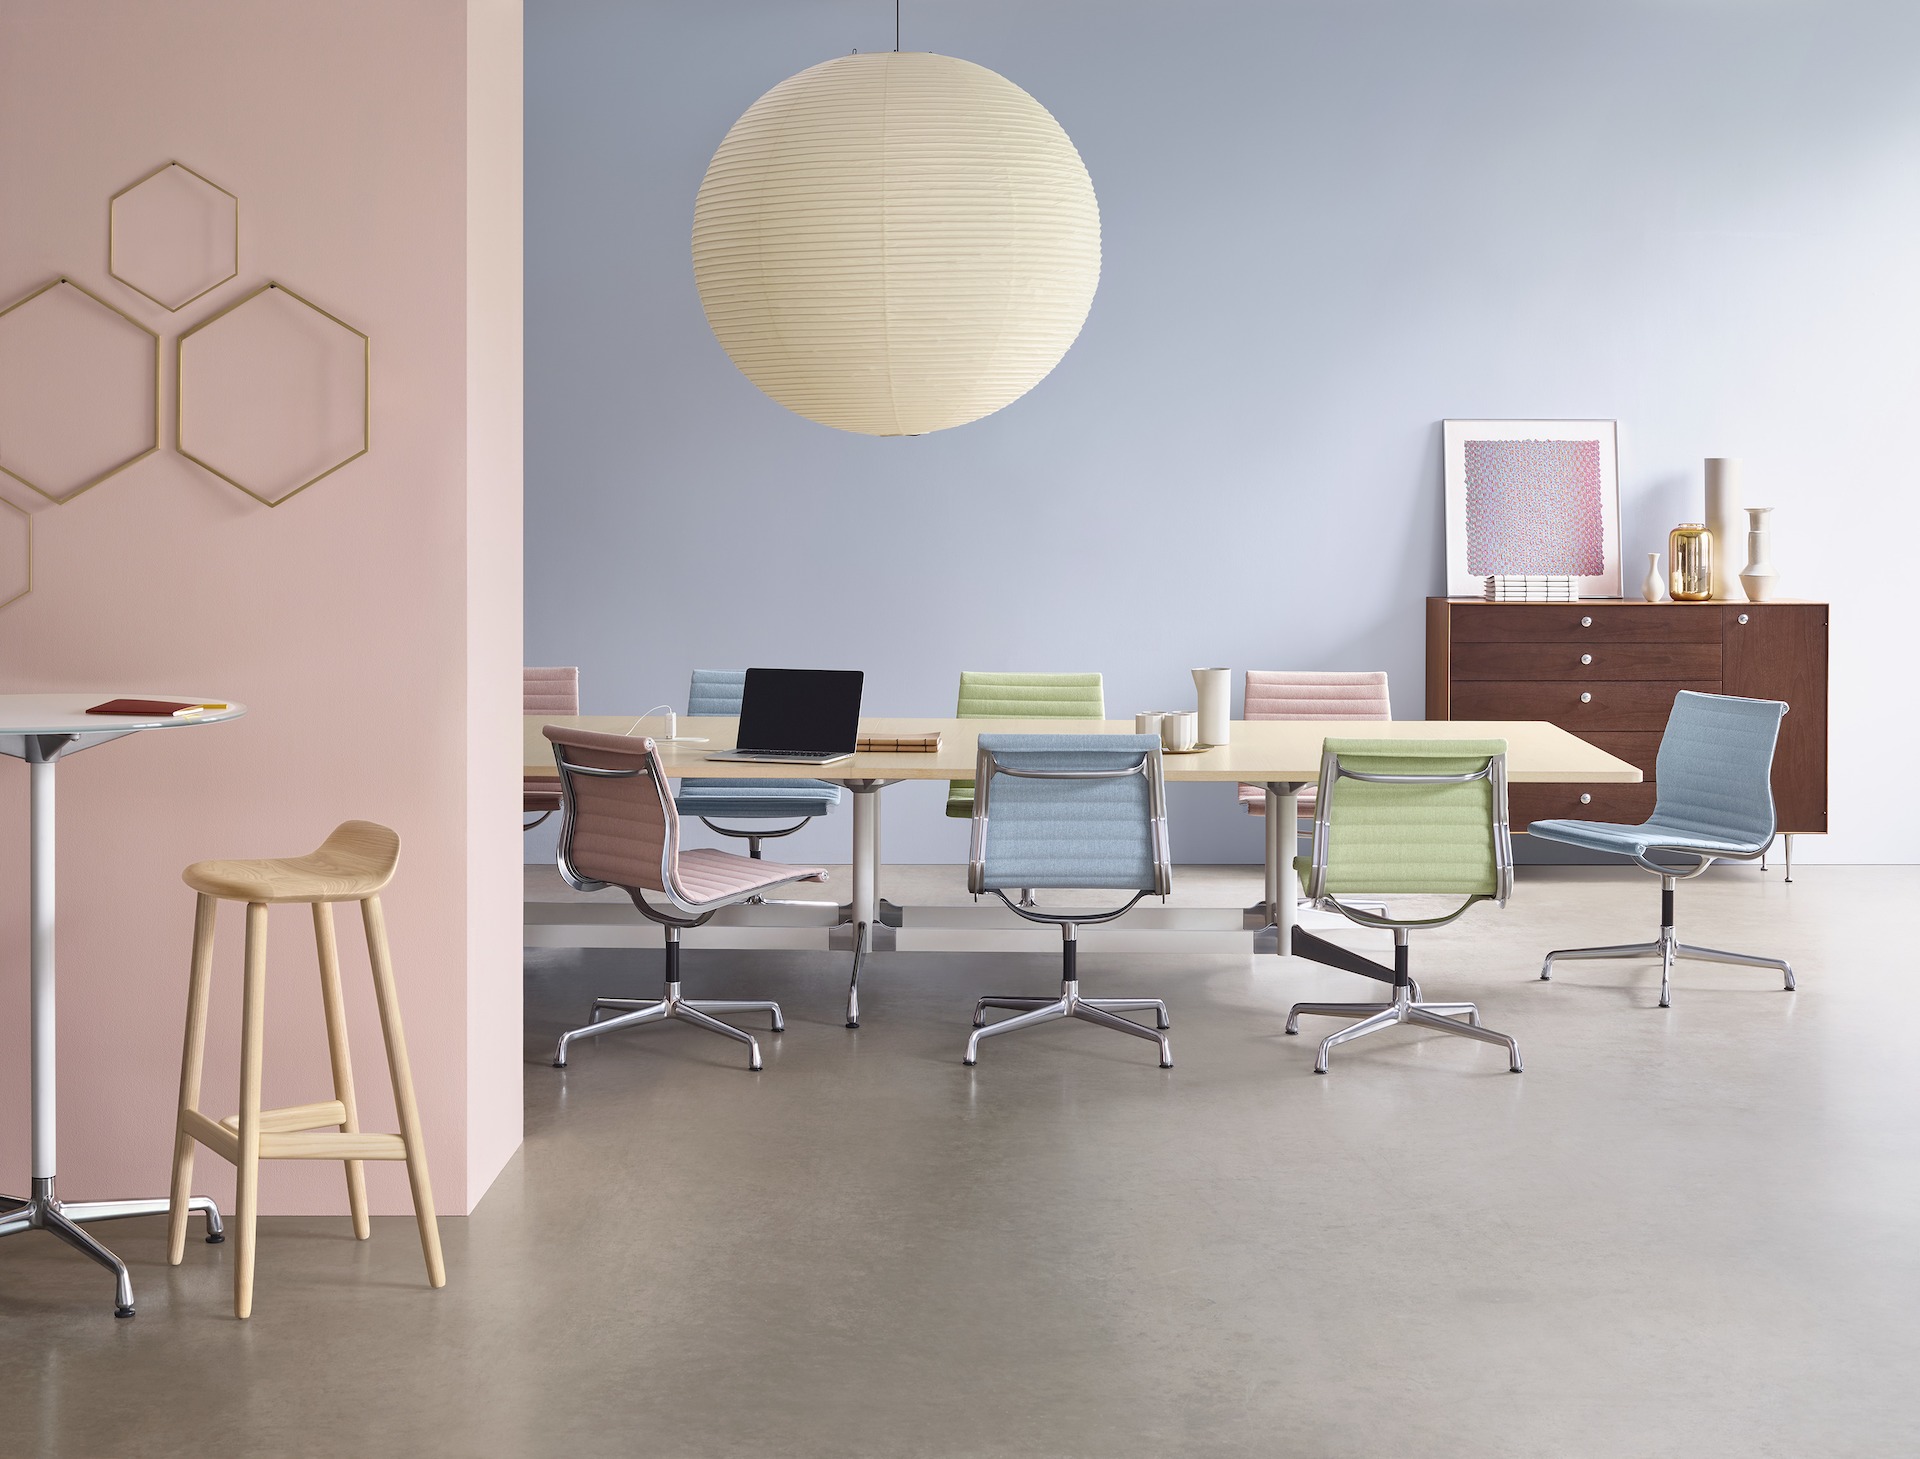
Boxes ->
[1287,745,1522,1074]
[547,741,786,1071]
[1540,842,1794,1008]
[962,742,1174,1068]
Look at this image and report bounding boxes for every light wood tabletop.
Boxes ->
[524,716,1641,785]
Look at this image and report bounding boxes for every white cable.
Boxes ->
[626,705,707,743]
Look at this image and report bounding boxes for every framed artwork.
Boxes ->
[1443,419,1622,598]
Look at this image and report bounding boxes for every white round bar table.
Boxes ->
[0,694,245,1317]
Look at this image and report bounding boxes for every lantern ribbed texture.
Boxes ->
[692,51,1101,437]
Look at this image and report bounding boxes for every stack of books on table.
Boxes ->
[1482,575,1578,602]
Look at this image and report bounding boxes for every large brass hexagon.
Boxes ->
[109,161,240,312]
[0,277,161,504]
[0,496,30,611]
[176,281,370,508]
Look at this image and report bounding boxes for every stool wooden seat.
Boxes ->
[167,820,444,1319]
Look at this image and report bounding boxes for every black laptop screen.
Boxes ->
[736,668,864,753]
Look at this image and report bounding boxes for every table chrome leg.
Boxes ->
[62,1193,224,1242]
[42,1206,136,1318]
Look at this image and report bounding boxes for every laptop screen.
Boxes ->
[736,668,864,753]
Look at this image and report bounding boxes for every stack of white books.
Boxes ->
[1483,575,1578,602]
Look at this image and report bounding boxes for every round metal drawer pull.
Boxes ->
[1738,613,1749,624]
[1580,654,1593,665]
[1580,616,1592,627]
[1580,793,1592,805]
[1580,692,1592,703]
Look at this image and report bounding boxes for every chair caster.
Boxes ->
[115,1306,135,1319]
[963,1057,976,1067]
[845,1020,859,1030]
[551,1059,567,1069]
[206,1232,225,1245]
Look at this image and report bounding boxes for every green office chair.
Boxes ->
[945,671,1104,819]
[1284,738,1524,1074]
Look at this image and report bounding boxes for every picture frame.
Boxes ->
[1443,419,1622,598]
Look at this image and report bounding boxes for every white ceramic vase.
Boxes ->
[1739,507,1778,602]
[1642,552,1667,603]
[1705,458,1745,601]
[1192,667,1230,747]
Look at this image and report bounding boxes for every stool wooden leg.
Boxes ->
[361,895,446,1289]
[313,902,371,1241]
[234,902,269,1320]
[168,894,219,1265]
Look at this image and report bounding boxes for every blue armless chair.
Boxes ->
[963,734,1174,1068]
[672,669,843,861]
[1532,690,1794,1007]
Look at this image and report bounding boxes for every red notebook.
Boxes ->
[86,699,223,717]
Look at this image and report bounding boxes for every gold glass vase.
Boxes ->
[1669,523,1712,601]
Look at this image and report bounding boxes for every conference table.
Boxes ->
[525,715,1640,1024]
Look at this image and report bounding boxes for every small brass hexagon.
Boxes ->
[109,162,240,313]
[0,277,161,505]
[0,496,30,611]
[176,281,370,508]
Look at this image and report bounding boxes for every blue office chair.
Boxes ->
[963,734,1174,1068]
[1532,690,1794,1007]
[672,669,843,861]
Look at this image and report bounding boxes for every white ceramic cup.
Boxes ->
[1134,711,1167,737]
[1160,710,1199,752]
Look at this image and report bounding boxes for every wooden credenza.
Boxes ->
[1426,599,1828,835]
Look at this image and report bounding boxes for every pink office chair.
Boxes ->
[543,725,824,1071]
[524,667,580,829]
[1237,670,1392,820]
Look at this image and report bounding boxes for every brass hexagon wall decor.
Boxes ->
[0,277,161,504]
[176,281,369,507]
[0,496,31,611]
[108,161,240,312]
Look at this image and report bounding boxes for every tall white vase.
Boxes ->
[1705,458,1745,601]
[1740,507,1778,602]
[1192,668,1231,746]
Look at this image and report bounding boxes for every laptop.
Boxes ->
[704,668,864,766]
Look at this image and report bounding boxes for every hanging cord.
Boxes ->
[895,0,901,52]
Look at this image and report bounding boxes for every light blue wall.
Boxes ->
[527,1,1920,866]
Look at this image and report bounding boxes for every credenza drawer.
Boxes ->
[1449,640,1722,682]
[1576,732,1665,777]
[1449,604,1722,645]
[1449,680,1718,731]
[1511,781,1658,830]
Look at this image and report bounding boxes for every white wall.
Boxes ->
[526,0,1920,866]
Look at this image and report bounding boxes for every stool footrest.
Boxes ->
[182,1104,409,1162]
[257,1130,408,1161]
[217,1100,348,1136]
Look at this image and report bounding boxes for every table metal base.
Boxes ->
[0,1177,224,1317]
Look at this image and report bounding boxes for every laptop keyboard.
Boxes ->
[731,748,843,759]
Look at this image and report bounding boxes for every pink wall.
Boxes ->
[0,1,524,1215]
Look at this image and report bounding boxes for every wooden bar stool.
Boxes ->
[166,820,445,1318]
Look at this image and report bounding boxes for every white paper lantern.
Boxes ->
[692,51,1101,437]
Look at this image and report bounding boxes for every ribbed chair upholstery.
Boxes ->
[1532,691,1794,1007]
[523,666,580,828]
[543,725,824,1071]
[962,734,1174,1068]
[1284,738,1523,1074]
[674,668,842,852]
[1238,671,1390,817]
[946,671,1104,819]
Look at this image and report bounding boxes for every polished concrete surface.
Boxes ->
[3,864,1917,1457]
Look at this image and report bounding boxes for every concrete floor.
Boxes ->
[3,864,1918,1458]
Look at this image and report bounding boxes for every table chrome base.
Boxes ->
[966,979,1173,1068]
[1541,929,1795,1008]
[1286,983,1521,1075]
[555,982,782,1071]
[0,1177,224,1318]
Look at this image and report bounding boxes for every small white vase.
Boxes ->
[1192,668,1231,747]
[1740,507,1778,602]
[1642,552,1667,603]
